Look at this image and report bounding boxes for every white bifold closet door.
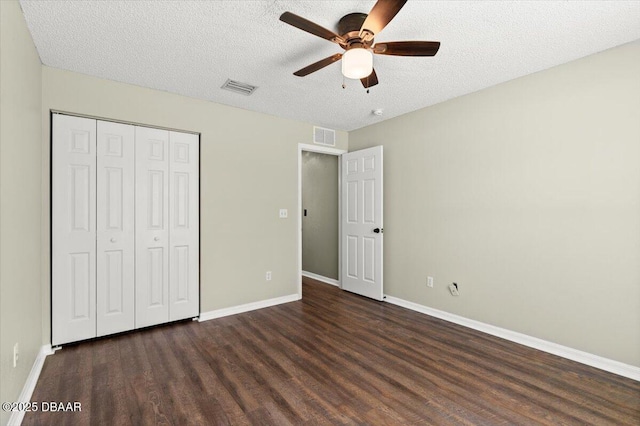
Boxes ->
[96,121,135,337]
[135,127,199,328]
[168,131,200,321]
[52,115,97,345]
[53,114,199,344]
[135,126,170,328]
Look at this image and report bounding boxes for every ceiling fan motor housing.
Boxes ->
[337,13,373,49]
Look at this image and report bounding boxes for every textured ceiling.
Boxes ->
[19,1,640,131]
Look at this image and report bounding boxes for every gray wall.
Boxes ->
[302,151,339,280]
[349,41,640,367]
[0,1,43,424]
[39,66,348,341]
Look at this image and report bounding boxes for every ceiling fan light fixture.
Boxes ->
[342,48,373,79]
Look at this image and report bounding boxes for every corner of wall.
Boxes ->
[0,1,44,424]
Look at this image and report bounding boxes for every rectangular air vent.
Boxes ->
[313,126,336,146]
[221,79,258,96]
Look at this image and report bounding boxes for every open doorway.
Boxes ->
[302,151,339,283]
[297,144,346,298]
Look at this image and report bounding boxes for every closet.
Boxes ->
[52,114,199,346]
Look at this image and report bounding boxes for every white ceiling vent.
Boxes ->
[221,79,258,96]
[313,126,336,147]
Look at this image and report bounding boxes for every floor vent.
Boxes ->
[221,79,258,96]
[313,126,336,146]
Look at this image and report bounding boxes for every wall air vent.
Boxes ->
[221,79,258,96]
[313,126,336,147]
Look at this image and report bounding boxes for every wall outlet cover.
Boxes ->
[448,283,459,296]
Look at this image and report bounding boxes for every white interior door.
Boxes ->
[135,126,170,328]
[168,131,199,321]
[96,120,135,336]
[52,114,97,345]
[341,146,383,300]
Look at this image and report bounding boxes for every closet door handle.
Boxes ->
[110,238,116,243]
[154,237,160,241]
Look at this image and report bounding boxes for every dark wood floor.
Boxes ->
[25,278,639,425]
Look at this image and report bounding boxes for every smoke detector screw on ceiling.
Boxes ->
[221,79,258,96]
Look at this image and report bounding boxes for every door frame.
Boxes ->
[297,144,346,298]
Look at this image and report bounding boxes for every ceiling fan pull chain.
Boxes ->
[342,74,346,89]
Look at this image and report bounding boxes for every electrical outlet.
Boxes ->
[427,276,434,288]
[13,343,19,368]
[448,283,459,296]
[266,271,272,281]
[279,209,288,218]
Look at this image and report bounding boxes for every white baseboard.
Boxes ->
[302,271,340,287]
[199,293,299,322]
[385,295,640,382]
[8,345,54,426]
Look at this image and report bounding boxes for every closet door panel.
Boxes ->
[169,131,199,321]
[52,114,97,345]
[96,121,135,336]
[135,126,170,328]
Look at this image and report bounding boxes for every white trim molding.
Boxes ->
[302,271,340,287]
[8,345,54,426]
[298,143,346,156]
[199,294,299,322]
[385,295,640,382]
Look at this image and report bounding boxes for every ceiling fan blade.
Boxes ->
[280,12,345,44]
[360,0,408,41]
[373,41,441,56]
[361,69,379,88]
[293,53,343,77]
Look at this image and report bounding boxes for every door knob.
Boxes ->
[110,238,116,243]
[154,237,160,241]
[373,228,383,234]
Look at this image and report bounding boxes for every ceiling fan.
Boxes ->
[279,0,440,89]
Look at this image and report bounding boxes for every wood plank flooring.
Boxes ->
[24,277,640,425]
